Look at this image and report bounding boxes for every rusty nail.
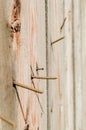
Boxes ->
[31,76,57,80]
[60,17,67,30]
[0,114,16,126]
[36,68,44,71]
[51,36,65,45]
[13,81,43,94]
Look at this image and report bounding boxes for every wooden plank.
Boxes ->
[47,1,74,130]
[73,0,82,130]
[81,0,86,130]
[47,0,62,130]
[64,0,74,130]
[0,0,16,130]
[58,0,66,130]
[11,0,47,130]
[37,2,47,130]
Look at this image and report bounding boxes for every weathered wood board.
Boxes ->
[0,0,16,130]
[0,0,86,130]
[81,0,86,130]
[11,0,47,130]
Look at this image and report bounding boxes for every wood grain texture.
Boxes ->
[0,0,16,130]
[64,0,74,130]
[73,0,82,130]
[0,0,85,130]
[12,0,47,130]
[47,0,75,130]
[47,0,61,130]
[81,0,86,130]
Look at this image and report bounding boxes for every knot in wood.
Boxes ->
[11,19,21,33]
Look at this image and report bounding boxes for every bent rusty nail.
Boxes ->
[0,115,16,126]
[60,17,67,30]
[13,81,43,94]
[51,36,65,45]
[31,76,57,80]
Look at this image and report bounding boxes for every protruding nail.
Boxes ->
[60,17,67,30]
[36,68,44,71]
[51,36,65,45]
[0,115,16,126]
[31,76,58,80]
[13,81,43,94]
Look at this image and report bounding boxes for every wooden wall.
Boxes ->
[0,0,85,130]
